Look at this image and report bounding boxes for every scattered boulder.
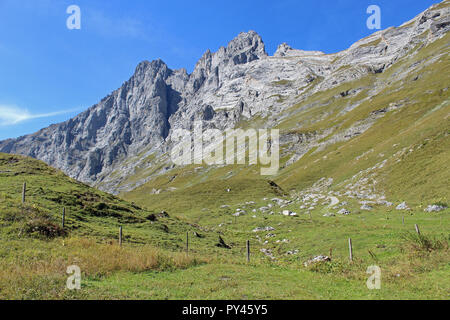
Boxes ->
[378,200,393,207]
[396,202,410,210]
[151,188,161,194]
[360,204,373,211]
[328,196,340,207]
[233,208,246,216]
[253,226,275,232]
[338,208,350,215]
[323,212,335,217]
[424,204,447,212]
[304,255,331,267]
[260,248,275,260]
[271,198,284,205]
[281,210,297,216]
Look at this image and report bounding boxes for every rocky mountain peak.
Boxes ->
[274,42,293,57]
[131,59,169,83]
[225,30,267,63]
[187,31,267,94]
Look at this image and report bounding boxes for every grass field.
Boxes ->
[0,153,448,299]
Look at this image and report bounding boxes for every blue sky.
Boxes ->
[0,0,438,140]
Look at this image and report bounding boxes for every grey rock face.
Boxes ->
[0,2,449,194]
[1,59,186,185]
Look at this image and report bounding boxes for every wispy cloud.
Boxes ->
[0,105,81,126]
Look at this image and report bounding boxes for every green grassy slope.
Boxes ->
[0,153,209,298]
[0,152,203,247]
[1,152,448,299]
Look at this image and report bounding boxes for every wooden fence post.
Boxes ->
[119,226,123,246]
[348,238,353,262]
[415,224,420,235]
[246,240,250,263]
[62,207,66,229]
[186,232,189,254]
[22,182,26,204]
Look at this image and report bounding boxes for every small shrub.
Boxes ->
[402,232,448,253]
[96,202,108,210]
[25,217,67,239]
[306,260,346,274]
[146,213,157,221]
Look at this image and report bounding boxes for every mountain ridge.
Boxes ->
[1,1,449,195]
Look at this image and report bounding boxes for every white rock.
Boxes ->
[396,202,410,210]
[338,208,350,215]
[253,226,275,232]
[424,204,447,212]
[304,255,331,266]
